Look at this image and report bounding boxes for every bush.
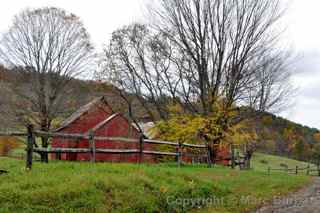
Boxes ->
[280,163,288,168]
[0,137,22,156]
[260,159,268,164]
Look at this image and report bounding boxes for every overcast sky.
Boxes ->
[0,0,319,129]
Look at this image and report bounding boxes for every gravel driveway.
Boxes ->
[253,178,320,213]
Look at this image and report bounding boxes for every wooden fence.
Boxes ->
[267,164,320,176]
[0,125,212,170]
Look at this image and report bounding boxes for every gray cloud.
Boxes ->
[281,49,320,129]
[294,50,320,74]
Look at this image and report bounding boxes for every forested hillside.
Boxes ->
[1,66,319,162]
[0,66,149,131]
[251,112,320,162]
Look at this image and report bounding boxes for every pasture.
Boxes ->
[0,153,312,213]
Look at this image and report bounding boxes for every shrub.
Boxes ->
[260,159,268,164]
[0,137,22,156]
[279,163,288,168]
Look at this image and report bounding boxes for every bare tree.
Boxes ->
[99,0,293,166]
[237,48,295,169]
[245,49,294,114]
[148,0,289,113]
[101,0,292,117]
[99,24,182,121]
[0,7,94,162]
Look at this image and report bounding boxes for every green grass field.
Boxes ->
[252,152,313,171]
[0,153,313,213]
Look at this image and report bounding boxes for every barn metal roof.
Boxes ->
[90,113,119,133]
[88,113,142,135]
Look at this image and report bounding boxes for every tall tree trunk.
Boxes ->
[231,144,236,169]
[210,144,218,165]
[40,137,49,163]
[40,119,49,163]
[243,151,253,170]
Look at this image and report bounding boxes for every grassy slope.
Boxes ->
[0,154,312,213]
[251,153,312,172]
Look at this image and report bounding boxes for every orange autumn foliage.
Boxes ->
[0,137,22,156]
[314,132,320,143]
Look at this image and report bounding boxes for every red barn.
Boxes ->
[215,145,231,166]
[51,97,154,163]
[181,146,230,166]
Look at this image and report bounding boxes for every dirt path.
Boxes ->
[253,178,320,213]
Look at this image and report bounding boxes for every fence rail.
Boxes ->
[35,131,89,140]
[267,165,320,176]
[0,125,211,170]
[34,148,141,154]
[143,139,178,146]
[0,132,27,137]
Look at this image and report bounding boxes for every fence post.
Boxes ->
[318,164,320,177]
[26,124,34,170]
[139,135,144,164]
[307,165,310,175]
[89,130,95,163]
[206,143,212,168]
[177,141,182,167]
[295,166,298,175]
[231,144,235,169]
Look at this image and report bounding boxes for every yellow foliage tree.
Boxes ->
[155,101,257,166]
[156,101,233,144]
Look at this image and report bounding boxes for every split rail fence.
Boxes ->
[267,164,320,176]
[0,125,212,170]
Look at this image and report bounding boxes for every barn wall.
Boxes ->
[76,115,155,163]
[216,146,230,166]
[61,104,113,134]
